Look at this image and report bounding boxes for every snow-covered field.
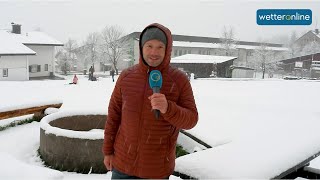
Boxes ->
[1,74,320,179]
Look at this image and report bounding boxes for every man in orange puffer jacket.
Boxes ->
[103,23,198,179]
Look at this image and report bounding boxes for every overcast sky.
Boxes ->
[0,0,319,44]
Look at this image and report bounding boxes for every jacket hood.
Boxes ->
[139,23,173,72]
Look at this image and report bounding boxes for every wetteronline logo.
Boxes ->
[257,9,312,25]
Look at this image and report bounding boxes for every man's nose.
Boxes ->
[150,48,159,55]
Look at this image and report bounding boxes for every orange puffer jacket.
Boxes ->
[103,23,198,179]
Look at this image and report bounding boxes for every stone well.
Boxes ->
[39,111,107,173]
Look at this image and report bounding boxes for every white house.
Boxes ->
[0,24,63,81]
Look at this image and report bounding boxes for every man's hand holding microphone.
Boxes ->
[148,70,168,119]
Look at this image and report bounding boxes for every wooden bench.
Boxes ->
[0,103,63,120]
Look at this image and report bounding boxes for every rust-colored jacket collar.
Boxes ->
[138,23,173,73]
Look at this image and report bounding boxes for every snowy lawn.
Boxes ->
[1,75,320,179]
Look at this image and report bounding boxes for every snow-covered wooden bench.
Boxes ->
[174,111,320,179]
[0,102,63,120]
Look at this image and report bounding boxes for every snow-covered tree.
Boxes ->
[101,25,130,75]
[64,39,78,69]
[55,49,68,75]
[55,39,78,75]
[251,43,274,79]
[82,32,101,70]
[284,31,301,58]
[220,26,237,56]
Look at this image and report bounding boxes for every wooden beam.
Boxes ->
[0,103,62,120]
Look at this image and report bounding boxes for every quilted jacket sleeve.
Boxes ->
[162,76,198,130]
[102,72,124,155]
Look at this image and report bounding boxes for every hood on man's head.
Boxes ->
[141,27,167,47]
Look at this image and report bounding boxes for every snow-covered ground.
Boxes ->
[1,74,320,179]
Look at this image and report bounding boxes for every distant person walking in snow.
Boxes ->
[110,69,115,82]
[89,66,94,81]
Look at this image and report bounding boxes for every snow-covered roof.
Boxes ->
[311,30,320,39]
[237,44,288,51]
[173,41,288,51]
[0,31,36,56]
[173,41,221,49]
[171,54,237,64]
[8,31,63,46]
[0,30,63,55]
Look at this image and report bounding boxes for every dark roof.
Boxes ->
[280,52,320,64]
[125,32,284,48]
[231,66,255,70]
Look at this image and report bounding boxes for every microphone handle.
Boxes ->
[154,109,160,120]
[152,87,160,120]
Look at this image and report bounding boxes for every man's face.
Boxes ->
[142,39,166,67]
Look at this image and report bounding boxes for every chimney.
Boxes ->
[11,22,21,34]
[315,28,319,35]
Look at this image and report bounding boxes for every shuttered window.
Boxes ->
[29,64,41,73]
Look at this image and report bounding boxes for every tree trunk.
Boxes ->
[262,63,265,79]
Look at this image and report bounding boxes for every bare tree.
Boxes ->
[220,26,237,56]
[285,31,301,58]
[64,39,78,70]
[252,43,274,79]
[83,32,101,70]
[101,25,130,74]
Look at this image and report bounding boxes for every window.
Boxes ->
[3,68,8,77]
[45,64,48,71]
[29,64,41,73]
[179,50,182,56]
[174,50,178,56]
[188,50,191,54]
[184,50,187,54]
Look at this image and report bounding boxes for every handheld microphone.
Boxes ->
[149,70,163,120]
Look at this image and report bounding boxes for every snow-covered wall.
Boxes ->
[0,55,29,81]
[27,45,54,77]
